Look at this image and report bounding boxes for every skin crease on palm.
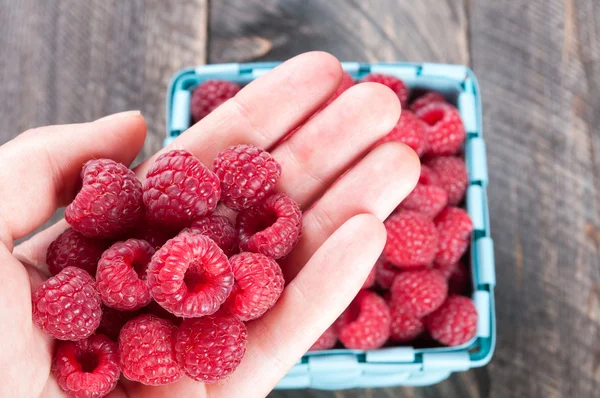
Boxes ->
[0,52,420,398]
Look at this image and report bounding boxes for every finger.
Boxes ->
[272,82,401,208]
[282,142,420,280]
[211,214,387,397]
[0,111,146,245]
[134,51,343,176]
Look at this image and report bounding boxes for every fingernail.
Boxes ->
[95,110,141,122]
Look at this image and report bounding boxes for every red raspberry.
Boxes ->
[389,302,425,343]
[237,193,302,259]
[360,73,410,108]
[426,295,477,346]
[383,211,438,269]
[53,334,119,398]
[409,91,446,113]
[144,300,184,326]
[212,144,281,211]
[390,269,448,318]
[434,261,470,295]
[32,267,102,341]
[191,79,240,122]
[434,207,473,266]
[319,71,355,110]
[362,264,377,289]
[222,252,284,321]
[335,291,391,350]
[416,102,466,156]
[46,228,107,276]
[97,305,141,341]
[96,239,155,311]
[375,258,401,290]
[309,325,337,351]
[143,150,221,226]
[379,111,428,157]
[190,215,237,256]
[419,164,442,186]
[399,183,448,218]
[65,159,143,238]
[175,313,247,383]
[119,314,182,385]
[131,218,180,250]
[425,156,468,205]
[147,231,233,317]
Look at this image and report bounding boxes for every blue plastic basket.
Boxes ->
[165,62,496,390]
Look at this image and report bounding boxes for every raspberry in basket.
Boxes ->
[399,182,448,218]
[143,149,221,227]
[415,102,465,156]
[434,207,473,266]
[175,313,247,383]
[46,228,107,276]
[212,144,281,211]
[95,239,155,311]
[390,269,448,318]
[309,325,338,351]
[409,91,446,113]
[389,301,425,343]
[53,334,119,398]
[191,79,240,122]
[425,156,468,205]
[379,110,428,157]
[190,215,237,256]
[32,266,102,341]
[383,211,438,269]
[375,258,401,290]
[65,159,143,238]
[336,290,391,350]
[237,192,302,259]
[147,230,233,318]
[222,252,284,321]
[434,260,470,295]
[359,73,410,108]
[119,314,182,385]
[426,295,477,346]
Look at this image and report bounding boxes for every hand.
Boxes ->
[0,52,419,398]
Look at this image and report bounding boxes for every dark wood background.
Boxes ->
[1,1,599,397]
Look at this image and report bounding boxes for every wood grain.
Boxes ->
[0,0,208,234]
[470,0,600,397]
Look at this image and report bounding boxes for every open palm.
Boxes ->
[0,52,419,398]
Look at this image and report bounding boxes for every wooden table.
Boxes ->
[1,1,599,397]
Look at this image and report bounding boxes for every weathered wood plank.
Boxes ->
[210,1,476,397]
[469,0,600,397]
[0,0,208,234]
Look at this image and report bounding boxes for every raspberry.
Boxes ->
[335,291,391,350]
[131,218,179,250]
[46,228,107,276]
[32,267,102,341]
[434,207,473,266]
[383,211,438,269]
[426,295,477,346]
[147,231,233,318]
[212,144,281,211]
[143,150,221,226]
[97,306,140,341]
[65,159,143,238]
[415,103,466,156]
[319,71,355,110]
[309,325,337,351]
[222,252,284,321]
[96,239,155,311]
[191,79,240,122]
[237,193,302,259]
[52,334,119,398]
[389,302,425,343]
[379,111,428,157]
[190,215,237,256]
[425,156,468,205]
[390,269,448,318]
[434,261,470,295]
[175,314,247,383]
[419,164,442,186]
[144,300,184,326]
[399,183,448,218]
[362,264,377,289]
[119,314,182,385]
[409,91,446,113]
[375,258,401,290]
[360,73,410,108]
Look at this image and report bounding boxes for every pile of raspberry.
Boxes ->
[34,144,298,397]
[307,74,479,352]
